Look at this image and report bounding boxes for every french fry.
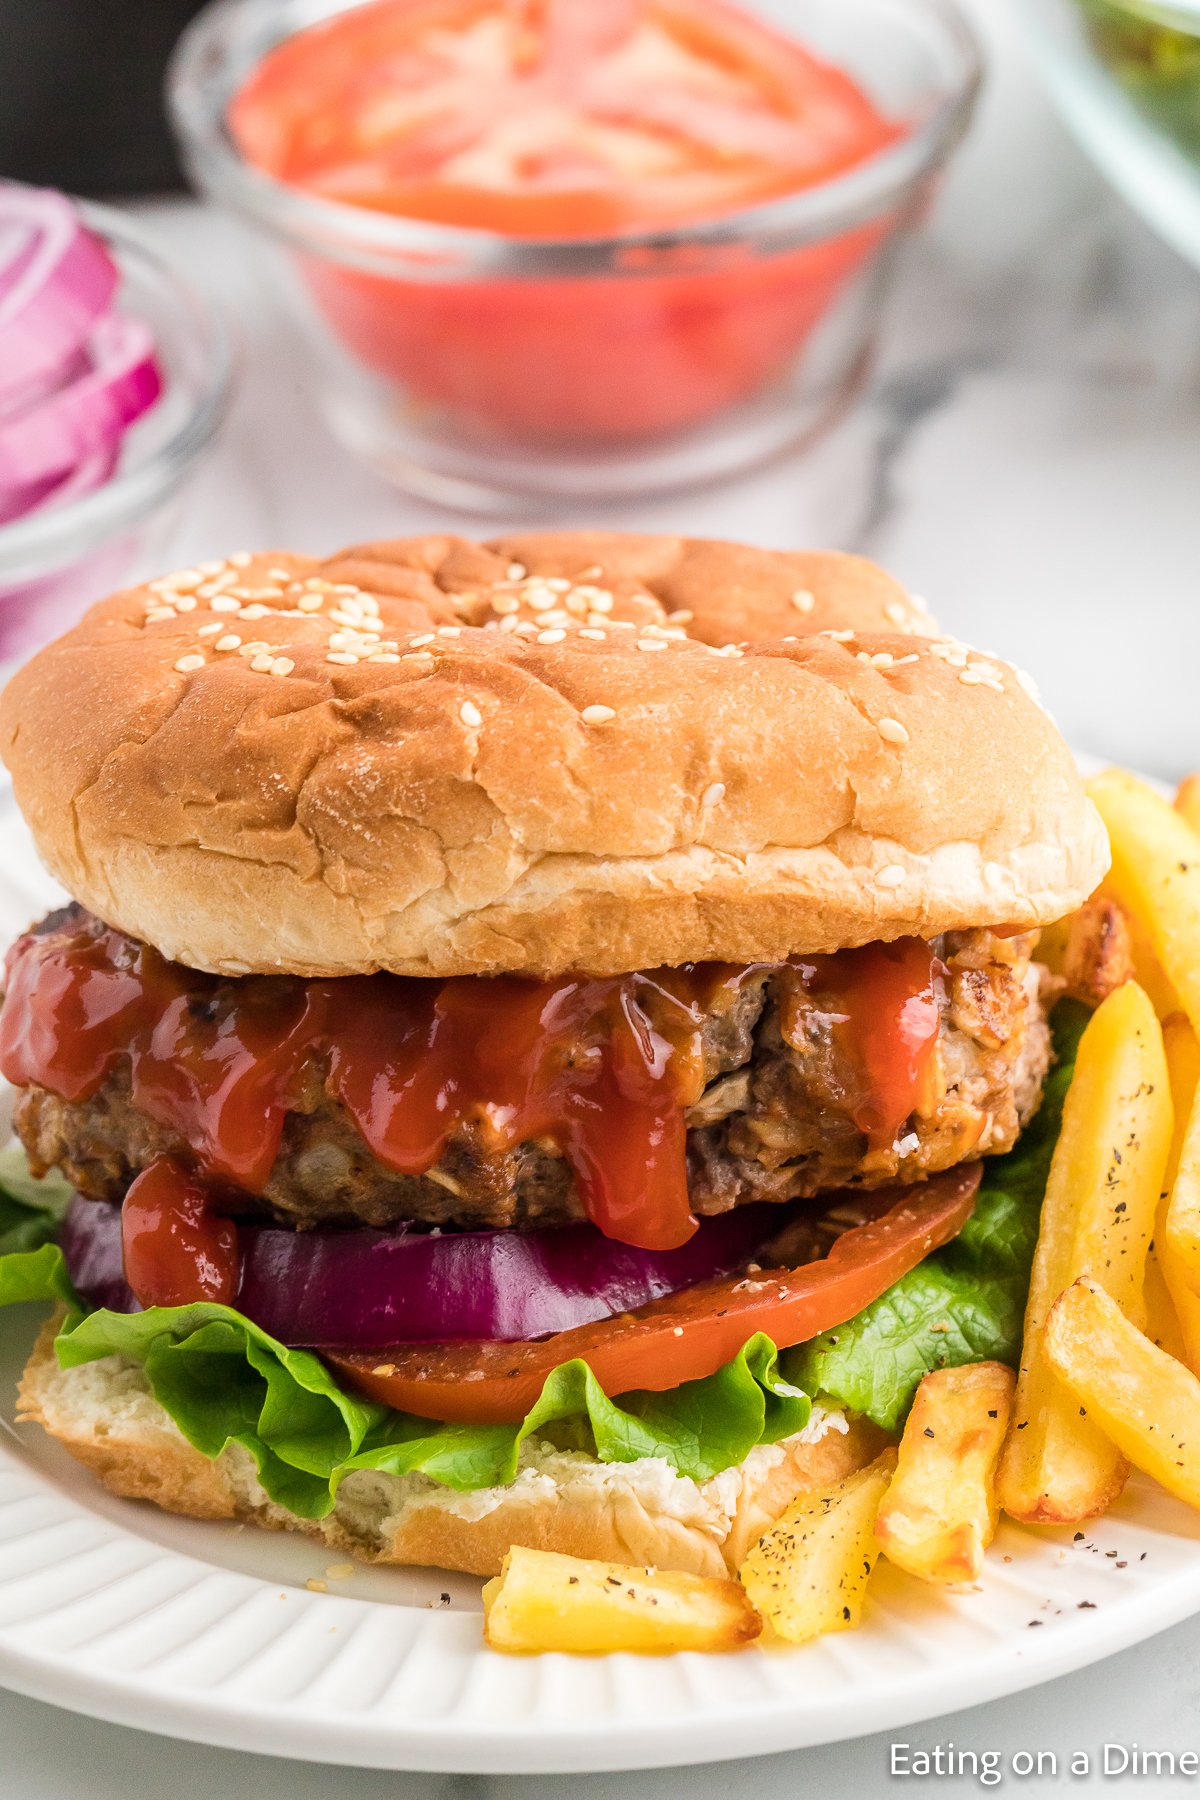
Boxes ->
[1162,1053,1200,1377]
[1097,880,1182,1020]
[1088,768,1200,1032]
[1176,774,1200,839]
[739,1449,896,1644]
[875,1363,1014,1586]
[997,981,1172,1523]
[1148,1013,1200,1363]
[481,1546,761,1655]
[1037,895,1132,1009]
[1044,1275,1200,1511]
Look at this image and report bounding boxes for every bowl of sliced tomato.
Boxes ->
[169,0,980,506]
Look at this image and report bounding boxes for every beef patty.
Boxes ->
[11,928,1053,1232]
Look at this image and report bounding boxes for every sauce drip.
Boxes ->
[0,911,749,1252]
[781,937,943,1150]
[0,914,945,1272]
[121,1155,240,1308]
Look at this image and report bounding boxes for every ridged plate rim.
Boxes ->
[2,769,1199,1774]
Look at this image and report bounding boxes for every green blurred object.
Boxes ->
[1077,0,1200,157]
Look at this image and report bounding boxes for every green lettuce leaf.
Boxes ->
[0,1147,74,1254]
[0,1243,808,1517]
[788,1002,1089,1431]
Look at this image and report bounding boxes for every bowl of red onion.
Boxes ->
[0,184,232,664]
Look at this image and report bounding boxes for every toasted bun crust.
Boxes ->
[0,532,1108,977]
[18,1320,886,1578]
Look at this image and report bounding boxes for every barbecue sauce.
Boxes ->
[781,937,943,1150]
[121,1155,240,1308]
[0,914,944,1282]
[0,913,749,1252]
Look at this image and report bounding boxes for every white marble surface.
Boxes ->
[6,0,1200,1791]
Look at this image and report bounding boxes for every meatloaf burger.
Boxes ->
[0,532,1108,1578]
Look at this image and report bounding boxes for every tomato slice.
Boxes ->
[231,0,899,237]
[326,1164,980,1423]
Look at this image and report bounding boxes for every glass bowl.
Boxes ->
[1016,0,1200,270]
[0,201,232,668]
[168,0,980,510]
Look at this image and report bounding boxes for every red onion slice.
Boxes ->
[0,312,161,494]
[59,1195,787,1346]
[0,185,118,412]
[0,439,118,527]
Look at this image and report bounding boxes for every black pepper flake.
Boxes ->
[1074,1532,1085,1542]
[1077,1600,1096,1610]
[988,1409,998,1418]
[842,1606,851,1621]
[1028,1620,1043,1628]
[923,1427,935,1438]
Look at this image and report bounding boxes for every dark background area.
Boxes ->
[0,0,206,194]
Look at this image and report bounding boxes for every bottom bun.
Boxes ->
[18,1320,888,1577]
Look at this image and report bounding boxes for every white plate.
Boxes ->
[3,782,1200,1775]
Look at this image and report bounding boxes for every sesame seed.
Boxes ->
[877,717,909,745]
[579,628,606,641]
[215,634,242,652]
[910,592,932,614]
[305,1579,328,1594]
[327,651,359,665]
[885,600,910,626]
[701,782,726,808]
[460,700,483,728]
[493,593,519,615]
[608,619,636,631]
[498,615,520,634]
[174,654,205,673]
[821,628,855,643]
[145,607,176,623]
[197,623,223,639]
[870,651,895,669]
[791,589,816,614]
[581,704,616,724]
[368,652,400,664]
[250,654,274,673]
[210,595,240,614]
[270,657,294,677]
[229,551,252,568]
[586,613,612,629]
[438,625,462,637]
[409,633,434,647]
[197,559,226,576]
[506,562,526,580]
[403,652,435,669]
[876,865,906,888]
[238,641,269,656]
[636,637,667,651]
[564,592,588,616]
[536,609,571,627]
[537,629,566,645]
[668,609,694,625]
[239,604,269,620]
[174,594,197,613]
[895,652,920,666]
[588,591,614,614]
[297,593,324,613]
[268,567,292,581]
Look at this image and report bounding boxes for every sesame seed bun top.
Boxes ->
[0,532,1108,978]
